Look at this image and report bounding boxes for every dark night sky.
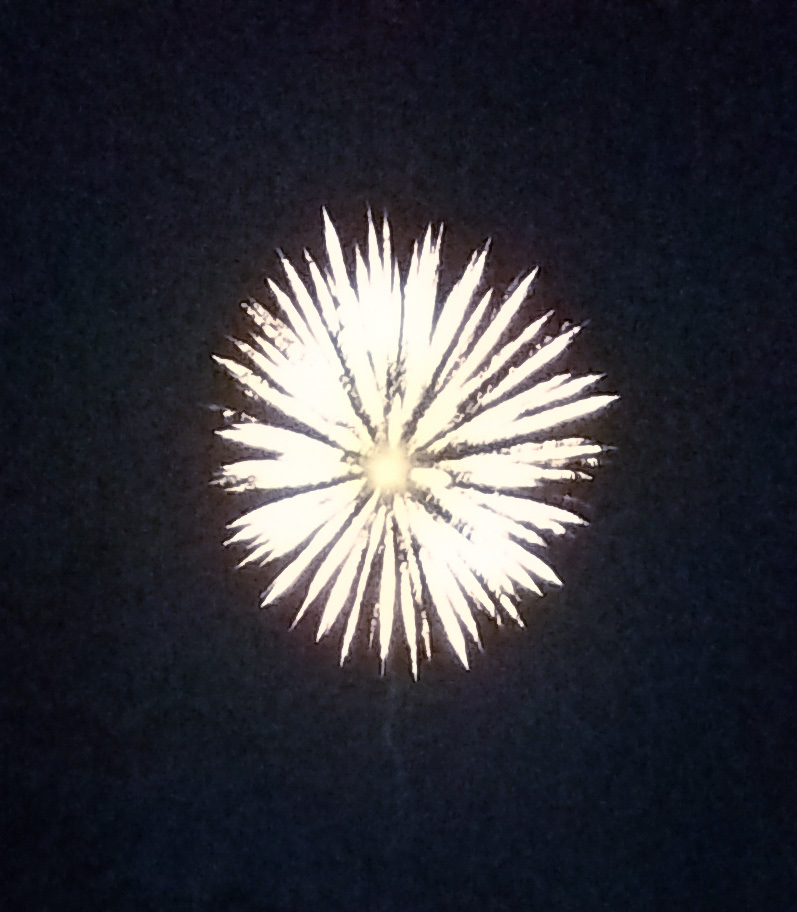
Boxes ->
[2,1,795,909]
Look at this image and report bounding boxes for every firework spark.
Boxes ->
[214,210,617,678]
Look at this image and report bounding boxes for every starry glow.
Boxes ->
[365,446,409,493]
[213,209,617,678]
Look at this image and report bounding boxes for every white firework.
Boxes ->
[214,209,617,678]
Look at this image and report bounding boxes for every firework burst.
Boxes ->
[214,210,617,678]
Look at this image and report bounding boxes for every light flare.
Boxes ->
[214,209,617,677]
[365,446,410,494]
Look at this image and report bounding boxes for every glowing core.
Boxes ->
[214,209,618,677]
[366,446,409,493]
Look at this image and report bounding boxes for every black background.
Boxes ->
[2,2,795,909]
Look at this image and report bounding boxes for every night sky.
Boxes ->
[3,2,795,909]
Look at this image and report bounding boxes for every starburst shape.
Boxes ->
[214,210,617,678]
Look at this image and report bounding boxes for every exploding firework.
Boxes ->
[213,210,617,678]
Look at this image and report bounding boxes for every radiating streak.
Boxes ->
[468,489,586,535]
[261,484,366,608]
[216,422,340,458]
[482,326,581,407]
[231,480,362,568]
[400,226,443,422]
[322,210,383,429]
[275,258,374,442]
[410,271,539,451]
[405,499,497,623]
[414,309,558,451]
[213,355,361,453]
[263,277,312,346]
[404,498,497,656]
[478,310,553,392]
[391,495,434,667]
[426,481,548,551]
[279,255,335,352]
[304,253,341,333]
[292,490,380,626]
[410,276,542,450]
[240,299,288,339]
[433,455,584,490]
[398,567,418,680]
[340,506,386,666]
[447,269,539,389]
[431,289,493,406]
[505,437,604,466]
[436,374,604,451]
[226,478,360,535]
[426,245,490,380]
[417,541,470,669]
[216,457,357,492]
[417,486,553,601]
[378,522,397,670]
[490,394,619,443]
[317,517,372,642]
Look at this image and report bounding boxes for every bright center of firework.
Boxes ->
[365,445,409,493]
